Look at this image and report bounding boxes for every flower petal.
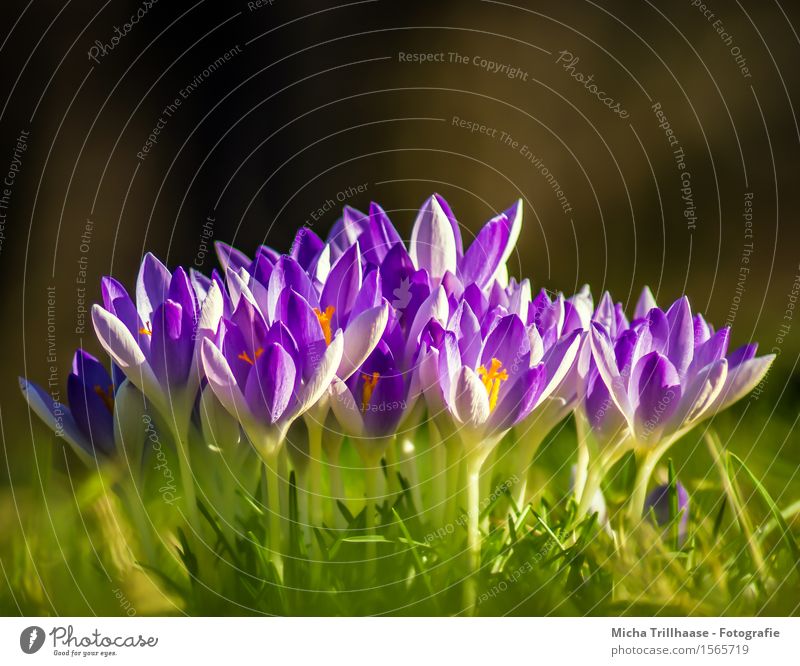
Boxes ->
[631,351,681,444]
[409,195,458,281]
[451,366,490,429]
[201,338,252,427]
[338,302,389,380]
[215,241,251,275]
[19,377,90,462]
[135,252,171,324]
[328,376,364,437]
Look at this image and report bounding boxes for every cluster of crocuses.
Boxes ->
[20,194,774,576]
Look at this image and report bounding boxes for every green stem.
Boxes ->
[363,456,381,569]
[307,422,324,531]
[170,421,199,532]
[262,451,284,579]
[574,439,590,502]
[327,445,345,530]
[445,441,463,528]
[576,459,604,521]
[431,435,447,526]
[628,449,660,522]
[464,459,483,612]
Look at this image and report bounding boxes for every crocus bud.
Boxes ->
[644,482,689,544]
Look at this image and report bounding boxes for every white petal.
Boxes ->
[328,376,364,437]
[92,305,162,410]
[200,338,252,429]
[713,354,775,412]
[298,330,344,414]
[451,366,490,429]
[404,285,448,363]
[410,196,457,280]
[672,358,727,432]
[338,302,389,380]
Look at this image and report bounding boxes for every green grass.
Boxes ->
[1,388,799,616]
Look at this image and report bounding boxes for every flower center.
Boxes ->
[477,357,509,411]
[361,372,380,412]
[238,347,264,366]
[313,305,335,346]
[93,384,115,413]
[139,321,152,336]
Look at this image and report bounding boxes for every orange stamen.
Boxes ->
[476,357,509,411]
[313,305,336,346]
[139,321,152,336]
[94,384,115,413]
[361,372,380,412]
[237,347,264,366]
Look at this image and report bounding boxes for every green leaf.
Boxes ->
[728,451,800,577]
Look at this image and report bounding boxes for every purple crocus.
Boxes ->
[91,253,223,423]
[580,288,774,519]
[644,482,690,545]
[418,305,580,577]
[200,285,347,570]
[20,350,118,464]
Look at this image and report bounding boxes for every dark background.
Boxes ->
[2,0,799,476]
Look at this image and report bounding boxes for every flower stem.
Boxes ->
[262,452,284,580]
[363,455,381,570]
[628,449,660,522]
[576,460,604,521]
[464,459,483,612]
[307,422,324,532]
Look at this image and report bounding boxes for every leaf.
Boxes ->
[728,451,800,578]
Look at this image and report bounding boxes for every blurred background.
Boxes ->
[0,1,798,495]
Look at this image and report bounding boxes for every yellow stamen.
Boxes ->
[361,372,380,412]
[94,384,114,413]
[139,321,152,336]
[313,305,336,346]
[476,357,509,411]
[238,347,264,366]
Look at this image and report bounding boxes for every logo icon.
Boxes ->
[20,626,45,654]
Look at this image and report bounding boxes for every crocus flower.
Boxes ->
[644,481,690,546]
[20,350,118,465]
[91,253,223,426]
[328,310,423,535]
[91,253,224,532]
[581,288,775,518]
[200,284,347,569]
[419,305,580,581]
[20,349,147,473]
